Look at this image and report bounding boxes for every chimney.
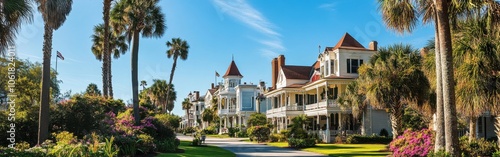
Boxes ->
[194,91,199,100]
[277,55,285,70]
[211,83,214,89]
[420,47,429,57]
[369,41,378,51]
[271,58,278,90]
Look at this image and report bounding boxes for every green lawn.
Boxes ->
[267,142,390,157]
[205,134,230,138]
[156,141,235,157]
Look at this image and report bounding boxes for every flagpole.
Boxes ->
[215,71,217,86]
[56,52,58,74]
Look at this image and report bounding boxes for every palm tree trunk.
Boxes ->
[495,116,500,149]
[38,24,53,145]
[469,117,477,142]
[435,0,459,155]
[390,106,403,139]
[108,55,113,98]
[434,19,445,152]
[131,30,140,125]
[102,0,111,98]
[101,60,108,97]
[165,56,178,113]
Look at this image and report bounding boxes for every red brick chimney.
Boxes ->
[211,83,214,89]
[277,55,285,70]
[271,58,278,89]
[369,41,378,51]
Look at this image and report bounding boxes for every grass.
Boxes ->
[156,141,235,157]
[266,142,390,157]
[205,134,230,138]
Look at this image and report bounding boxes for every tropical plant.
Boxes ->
[453,16,500,142]
[0,0,34,55]
[140,80,147,90]
[182,98,192,126]
[247,113,267,127]
[165,38,189,113]
[337,81,366,119]
[201,108,215,126]
[111,0,166,125]
[91,23,128,98]
[357,44,429,139]
[288,114,309,139]
[149,79,176,113]
[35,0,73,145]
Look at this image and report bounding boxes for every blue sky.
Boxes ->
[14,0,434,116]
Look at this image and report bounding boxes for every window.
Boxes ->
[347,59,363,74]
[330,60,335,74]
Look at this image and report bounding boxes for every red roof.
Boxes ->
[332,32,368,50]
[281,65,312,80]
[223,60,243,77]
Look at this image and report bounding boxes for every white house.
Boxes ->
[264,33,392,143]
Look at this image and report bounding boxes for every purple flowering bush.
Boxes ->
[389,128,434,157]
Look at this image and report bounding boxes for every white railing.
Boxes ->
[286,105,303,111]
[305,99,339,110]
[219,108,237,115]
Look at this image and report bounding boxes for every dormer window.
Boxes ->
[347,59,363,73]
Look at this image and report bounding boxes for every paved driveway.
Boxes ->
[177,134,327,157]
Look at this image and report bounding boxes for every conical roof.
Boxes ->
[223,60,243,77]
[333,32,366,49]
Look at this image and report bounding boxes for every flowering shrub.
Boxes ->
[249,126,270,143]
[102,109,157,137]
[389,128,434,157]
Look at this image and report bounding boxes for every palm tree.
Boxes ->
[337,81,366,119]
[165,84,176,114]
[150,79,167,111]
[358,44,430,139]
[165,38,189,113]
[202,108,214,127]
[111,0,166,124]
[453,17,500,142]
[35,0,73,145]
[91,23,128,97]
[140,80,147,90]
[0,0,33,55]
[182,98,193,127]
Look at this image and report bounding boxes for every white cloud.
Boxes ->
[318,2,336,11]
[212,0,284,58]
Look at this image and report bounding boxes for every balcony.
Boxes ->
[218,108,236,115]
[305,99,339,110]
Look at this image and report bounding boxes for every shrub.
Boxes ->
[379,128,389,137]
[249,126,270,143]
[183,127,196,135]
[137,134,155,154]
[228,127,240,137]
[288,137,316,148]
[103,136,119,157]
[53,131,77,145]
[493,151,500,157]
[335,136,343,144]
[202,126,217,135]
[270,133,286,142]
[280,130,290,138]
[346,135,392,144]
[427,150,451,157]
[156,138,179,153]
[459,136,498,156]
[115,135,137,156]
[389,128,434,157]
[150,114,176,140]
[15,141,31,151]
[237,130,248,138]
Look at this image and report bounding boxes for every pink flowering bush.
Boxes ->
[102,108,157,136]
[389,128,435,157]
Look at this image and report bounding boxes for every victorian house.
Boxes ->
[264,33,392,143]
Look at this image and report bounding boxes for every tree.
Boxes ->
[358,44,430,139]
[149,79,175,113]
[84,83,101,96]
[140,80,147,90]
[91,23,128,98]
[247,113,267,127]
[181,98,192,127]
[289,114,309,139]
[453,17,500,142]
[35,0,73,145]
[165,38,189,113]
[0,0,33,55]
[111,0,166,124]
[201,108,215,126]
[337,81,366,119]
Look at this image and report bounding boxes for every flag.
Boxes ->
[57,51,65,60]
[215,71,220,77]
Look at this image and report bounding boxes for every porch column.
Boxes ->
[326,115,330,143]
[316,86,319,107]
[325,82,328,102]
[338,113,343,136]
[238,114,242,129]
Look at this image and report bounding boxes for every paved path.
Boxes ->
[177,134,327,157]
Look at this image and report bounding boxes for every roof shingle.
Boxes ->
[223,60,243,77]
[281,65,312,80]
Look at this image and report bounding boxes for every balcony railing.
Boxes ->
[219,109,237,115]
[305,99,339,110]
[266,104,304,114]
